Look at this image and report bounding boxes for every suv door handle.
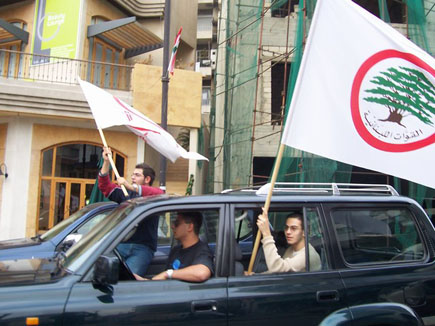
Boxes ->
[191,300,218,313]
[316,290,339,302]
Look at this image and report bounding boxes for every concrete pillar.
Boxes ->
[0,117,33,240]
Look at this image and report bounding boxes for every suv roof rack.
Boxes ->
[222,183,399,196]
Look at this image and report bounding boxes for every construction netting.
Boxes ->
[208,0,263,191]
[207,0,434,213]
[406,0,431,54]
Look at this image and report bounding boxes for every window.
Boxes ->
[331,208,425,265]
[37,143,126,232]
[271,1,297,18]
[353,0,406,23]
[202,87,210,106]
[87,16,124,89]
[253,157,274,186]
[0,20,27,78]
[89,38,121,89]
[116,209,219,280]
[154,209,219,249]
[75,211,113,236]
[271,62,291,125]
[233,206,327,275]
[197,14,212,33]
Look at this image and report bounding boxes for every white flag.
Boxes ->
[282,0,435,188]
[78,78,208,163]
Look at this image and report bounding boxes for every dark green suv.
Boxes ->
[0,184,432,326]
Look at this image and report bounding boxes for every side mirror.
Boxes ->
[93,255,119,285]
[59,233,83,252]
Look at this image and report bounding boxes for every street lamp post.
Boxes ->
[159,0,171,192]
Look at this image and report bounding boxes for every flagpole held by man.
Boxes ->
[97,127,128,196]
[97,146,164,276]
[248,0,435,273]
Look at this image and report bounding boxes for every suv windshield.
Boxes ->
[63,203,134,273]
[40,203,110,241]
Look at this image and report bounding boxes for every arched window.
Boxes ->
[37,143,126,232]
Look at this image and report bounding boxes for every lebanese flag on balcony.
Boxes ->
[78,78,208,163]
[168,27,182,75]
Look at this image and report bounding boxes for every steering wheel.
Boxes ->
[114,248,136,280]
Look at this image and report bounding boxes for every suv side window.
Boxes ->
[115,209,219,280]
[331,208,425,265]
[155,210,219,249]
[233,206,328,275]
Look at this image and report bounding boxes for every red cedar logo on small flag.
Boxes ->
[168,27,182,75]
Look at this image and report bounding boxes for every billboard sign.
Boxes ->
[32,0,81,64]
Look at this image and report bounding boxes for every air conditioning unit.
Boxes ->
[210,49,217,69]
[201,59,211,66]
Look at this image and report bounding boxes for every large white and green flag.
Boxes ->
[281,0,435,188]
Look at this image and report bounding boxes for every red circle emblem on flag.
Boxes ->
[351,49,435,152]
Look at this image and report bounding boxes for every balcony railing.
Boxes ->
[197,49,212,67]
[0,49,134,91]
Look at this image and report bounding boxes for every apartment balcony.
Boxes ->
[195,49,215,77]
[0,49,133,91]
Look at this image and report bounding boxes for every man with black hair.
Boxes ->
[135,211,214,282]
[98,146,164,276]
[256,208,321,273]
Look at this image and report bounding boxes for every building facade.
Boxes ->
[0,0,203,240]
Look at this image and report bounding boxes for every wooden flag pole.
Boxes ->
[247,143,286,274]
[98,128,129,197]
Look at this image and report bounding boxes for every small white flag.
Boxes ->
[281,0,435,188]
[78,78,208,163]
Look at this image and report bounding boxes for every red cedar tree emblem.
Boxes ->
[351,50,435,152]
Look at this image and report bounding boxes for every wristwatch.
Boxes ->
[166,269,174,279]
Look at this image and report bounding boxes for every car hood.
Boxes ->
[0,257,58,286]
[0,237,39,249]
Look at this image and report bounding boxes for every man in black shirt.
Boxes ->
[135,211,214,282]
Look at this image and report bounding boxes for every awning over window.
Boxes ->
[87,16,163,59]
[0,19,28,44]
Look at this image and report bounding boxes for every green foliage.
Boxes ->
[185,174,194,196]
[363,66,435,126]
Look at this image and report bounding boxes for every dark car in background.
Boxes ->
[0,183,433,326]
[0,201,118,260]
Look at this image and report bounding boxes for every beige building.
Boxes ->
[0,0,203,240]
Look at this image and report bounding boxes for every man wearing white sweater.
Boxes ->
[256,208,321,273]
